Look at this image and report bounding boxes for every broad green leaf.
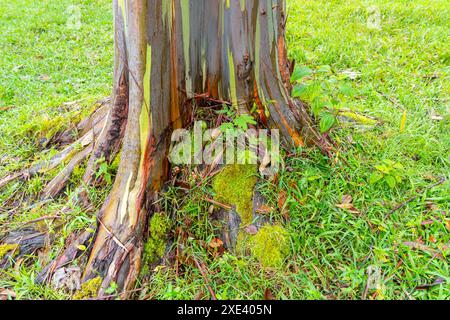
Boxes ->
[339,83,353,96]
[369,172,383,184]
[291,66,313,82]
[393,162,404,170]
[375,164,391,174]
[317,65,332,74]
[385,175,397,189]
[312,97,327,117]
[319,112,336,133]
[292,84,307,98]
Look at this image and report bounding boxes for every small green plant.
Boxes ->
[215,104,236,119]
[369,160,405,189]
[26,176,43,195]
[219,113,257,133]
[291,64,356,133]
[233,114,257,131]
[95,157,112,184]
[162,283,183,300]
[104,281,118,295]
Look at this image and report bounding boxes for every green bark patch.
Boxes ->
[212,164,258,225]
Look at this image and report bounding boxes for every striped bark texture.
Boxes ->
[40,0,331,297]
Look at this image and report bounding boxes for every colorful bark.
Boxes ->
[75,0,330,297]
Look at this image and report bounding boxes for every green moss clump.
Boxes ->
[212,164,257,225]
[142,212,172,275]
[110,151,121,173]
[0,244,19,260]
[72,277,102,300]
[250,224,289,269]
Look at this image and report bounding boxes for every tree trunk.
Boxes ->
[35,0,332,297]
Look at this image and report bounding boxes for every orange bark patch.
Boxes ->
[277,35,292,92]
[254,80,268,125]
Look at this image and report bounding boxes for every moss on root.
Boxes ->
[212,164,258,225]
[249,224,289,269]
[72,277,102,300]
[0,244,19,260]
[141,212,172,275]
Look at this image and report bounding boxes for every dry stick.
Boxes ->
[97,218,129,253]
[22,215,62,225]
[0,127,95,190]
[204,197,232,210]
[191,254,217,300]
[377,91,405,111]
[384,177,447,220]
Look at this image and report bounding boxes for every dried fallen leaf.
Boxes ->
[342,194,352,204]
[336,195,360,214]
[425,202,438,211]
[256,204,273,215]
[277,191,290,219]
[362,265,381,300]
[421,220,434,226]
[277,191,287,209]
[259,151,271,173]
[0,106,15,112]
[51,267,81,292]
[430,109,444,121]
[403,242,440,256]
[38,74,50,81]
[208,238,223,249]
[0,289,16,300]
[341,69,361,80]
[264,288,275,300]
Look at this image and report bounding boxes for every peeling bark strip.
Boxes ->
[36,0,331,297]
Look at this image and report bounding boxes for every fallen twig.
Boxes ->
[191,254,217,300]
[0,106,14,112]
[22,215,62,225]
[384,177,446,220]
[97,218,129,253]
[204,197,232,210]
[377,91,405,110]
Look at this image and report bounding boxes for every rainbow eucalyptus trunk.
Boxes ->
[38,0,331,297]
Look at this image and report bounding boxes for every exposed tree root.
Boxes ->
[41,145,93,200]
[36,229,93,284]
[0,105,107,192]
[0,227,48,269]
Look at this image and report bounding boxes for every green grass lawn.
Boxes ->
[0,0,449,300]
